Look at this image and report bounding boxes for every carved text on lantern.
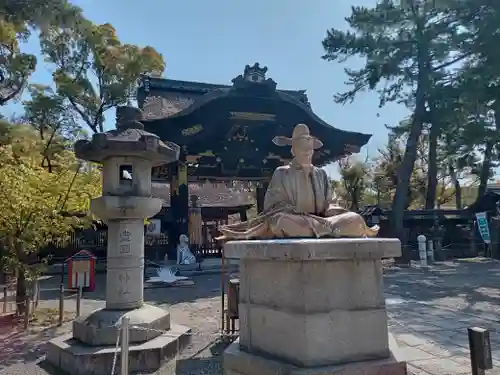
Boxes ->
[117,272,131,295]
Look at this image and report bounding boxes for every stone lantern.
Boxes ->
[47,106,190,375]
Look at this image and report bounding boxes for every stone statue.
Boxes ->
[176,234,196,265]
[218,124,379,240]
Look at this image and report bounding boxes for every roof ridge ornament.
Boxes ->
[243,62,268,82]
[231,63,277,93]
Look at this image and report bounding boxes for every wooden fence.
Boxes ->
[200,219,228,257]
[39,219,229,261]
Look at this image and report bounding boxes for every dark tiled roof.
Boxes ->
[139,76,310,105]
[135,64,373,168]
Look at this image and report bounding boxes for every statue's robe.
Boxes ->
[218,160,379,240]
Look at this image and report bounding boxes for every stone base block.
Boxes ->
[240,303,389,367]
[224,337,407,375]
[73,304,170,345]
[46,323,191,375]
[226,238,401,367]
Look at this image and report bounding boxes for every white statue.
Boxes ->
[150,267,188,284]
[177,234,196,265]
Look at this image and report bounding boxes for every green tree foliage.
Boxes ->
[337,157,371,211]
[40,22,166,133]
[0,4,170,305]
[321,0,481,248]
[0,0,83,105]
[370,130,478,209]
[23,84,81,140]
[0,124,100,311]
[372,133,427,208]
[22,84,83,171]
[448,1,500,200]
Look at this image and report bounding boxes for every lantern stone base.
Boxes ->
[224,336,407,375]
[46,304,191,375]
[46,323,190,375]
[72,304,171,346]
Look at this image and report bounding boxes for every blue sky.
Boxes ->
[5,0,409,177]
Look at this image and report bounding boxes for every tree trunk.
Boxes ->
[350,187,359,211]
[449,165,462,209]
[391,18,430,262]
[13,241,28,316]
[477,141,493,200]
[0,243,4,284]
[478,106,500,200]
[0,84,23,106]
[391,108,425,239]
[425,113,439,209]
[16,269,27,316]
[351,200,359,212]
[391,84,427,229]
[477,106,500,200]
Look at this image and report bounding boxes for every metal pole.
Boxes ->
[76,286,82,318]
[2,285,7,313]
[469,327,493,375]
[60,262,65,285]
[35,280,40,307]
[417,234,427,267]
[31,280,36,312]
[221,246,225,337]
[120,316,130,375]
[427,240,434,264]
[58,284,64,326]
[23,297,30,330]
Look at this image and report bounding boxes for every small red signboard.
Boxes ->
[67,250,96,292]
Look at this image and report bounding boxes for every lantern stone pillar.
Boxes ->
[46,106,191,375]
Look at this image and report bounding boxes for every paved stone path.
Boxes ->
[386,258,500,375]
[2,258,500,374]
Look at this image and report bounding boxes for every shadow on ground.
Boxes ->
[385,258,500,317]
[174,338,229,375]
[0,322,64,372]
[4,258,500,374]
[37,273,224,306]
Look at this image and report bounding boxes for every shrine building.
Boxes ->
[137,63,372,254]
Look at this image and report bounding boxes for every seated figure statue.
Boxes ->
[218,124,379,240]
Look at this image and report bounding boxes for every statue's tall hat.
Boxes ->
[272,123,323,149]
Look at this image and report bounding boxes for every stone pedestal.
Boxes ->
[45,106,189,375]
[47,196,191,374]
[223,238,407,375]
[225,337,407,375]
